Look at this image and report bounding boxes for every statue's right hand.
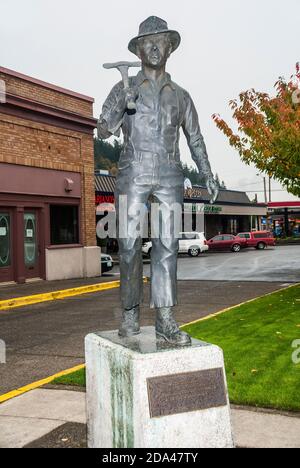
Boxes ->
[118,86,139,111]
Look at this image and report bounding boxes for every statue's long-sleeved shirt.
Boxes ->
[98,71,214,181]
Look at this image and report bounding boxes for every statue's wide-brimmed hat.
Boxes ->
[128,16,181,56]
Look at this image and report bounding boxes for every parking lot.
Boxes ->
[143,245,300,283]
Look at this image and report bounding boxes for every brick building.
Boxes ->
[0,67,100,284]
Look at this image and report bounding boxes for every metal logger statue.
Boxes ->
[98,16,219,346]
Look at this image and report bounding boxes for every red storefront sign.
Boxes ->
[95,194,115,205]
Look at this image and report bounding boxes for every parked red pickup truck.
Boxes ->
[236,231,276,250]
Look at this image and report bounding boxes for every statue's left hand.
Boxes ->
[206,178,219,205]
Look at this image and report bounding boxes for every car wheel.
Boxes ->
[232,244,241,253]
[257,242,266,250]
[188,247,200,257]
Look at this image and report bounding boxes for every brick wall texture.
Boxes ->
[0,70,96,247]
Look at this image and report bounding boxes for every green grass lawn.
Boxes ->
[182,285,300,411]
[50,285,300,411]
[52,368,86,387]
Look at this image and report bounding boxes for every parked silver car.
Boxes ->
[142,232,209,257]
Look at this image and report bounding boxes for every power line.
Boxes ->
[244,189,287,193]
[236,181,265,187]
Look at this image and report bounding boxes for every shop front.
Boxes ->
[182,185,266,238]
[0,163,83,284]
[95,174,267,250]
[268,201,300,237]
[0,67,99,284]
[182,202,265,239]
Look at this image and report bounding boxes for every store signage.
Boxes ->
[95,191,223,216]
[184,187,203,199]
[184,204,223,214]
[203,205,222,214]
[184,203,203,214]
[95,194,115,205]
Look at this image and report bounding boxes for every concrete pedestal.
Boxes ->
[85,327,234,448]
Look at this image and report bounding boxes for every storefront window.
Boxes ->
[290,217,300,237]
[24,213,37,267]
[50,205,79,245]
[0,213,11,267]
[271,212,300,238]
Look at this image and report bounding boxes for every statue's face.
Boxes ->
[137,34,172,69]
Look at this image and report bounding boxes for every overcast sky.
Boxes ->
[1,0,299,202]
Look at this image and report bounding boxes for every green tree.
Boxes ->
[94,138,122,174]
[213,64,300,197]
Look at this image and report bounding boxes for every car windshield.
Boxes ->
[180,233,202,240]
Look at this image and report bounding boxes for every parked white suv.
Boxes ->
[142,232,209,257]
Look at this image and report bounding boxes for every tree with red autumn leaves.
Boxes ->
[213,64,300,197]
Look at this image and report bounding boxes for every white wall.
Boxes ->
[46,246,101,281]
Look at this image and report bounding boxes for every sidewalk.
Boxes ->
[0,275,119,302]
[0,388,299,448]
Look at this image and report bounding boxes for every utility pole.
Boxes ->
[268,177,272,202]
[263,177,268,204]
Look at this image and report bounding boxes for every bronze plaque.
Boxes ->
[147,368,227,418]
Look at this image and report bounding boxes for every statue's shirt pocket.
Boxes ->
[166,105,178,127]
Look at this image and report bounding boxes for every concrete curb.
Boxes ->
[0,277,149,312]
[0,365,85,404]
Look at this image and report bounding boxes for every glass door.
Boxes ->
[24,211,40,279]
[0,211,14,282]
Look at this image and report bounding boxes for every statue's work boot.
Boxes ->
[118,305,141,338]
[155,307,191,346]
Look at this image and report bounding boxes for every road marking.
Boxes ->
[0,277,149,312]
[0,364,85,404]
[181,283,300,328]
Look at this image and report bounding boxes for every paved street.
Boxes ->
[144,245,300,282]
[0,279,287,395]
